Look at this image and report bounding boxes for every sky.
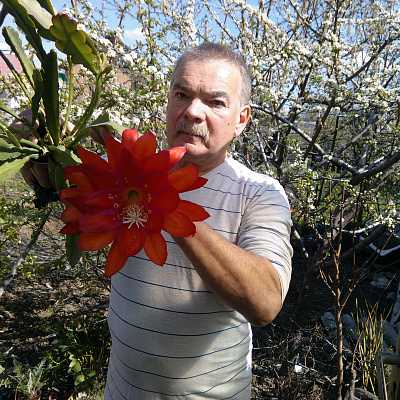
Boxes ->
[0,0,144,52]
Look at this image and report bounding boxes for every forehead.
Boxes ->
[171,59,241,97]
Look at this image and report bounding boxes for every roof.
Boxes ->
[0,53,23,75]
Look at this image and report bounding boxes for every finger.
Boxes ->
[99,126,114,144]
[59,116,75,133]
[26,134,39,144]
[89,127,107,146]
[10,109,39,130]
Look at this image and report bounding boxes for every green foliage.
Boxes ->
[353,300,391,394]
[44,314,110,392]
[50,13,98,74]
[0,1,116,189]
[1,359,47,400]
[0,180,66,279]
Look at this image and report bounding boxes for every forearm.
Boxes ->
[173,221,283,326]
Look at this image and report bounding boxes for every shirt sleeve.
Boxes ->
[236,179,293,302]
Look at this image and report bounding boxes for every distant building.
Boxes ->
[0,53,24,110]
[0,53,23,75]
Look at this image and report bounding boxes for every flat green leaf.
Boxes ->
[69,113,128,147]
[87,112,128,135]
[41,50,60,146]
[48,157,67,191]
[0,156,30,185]
[1,0,46,61]
[0,53,30,103]
[19,138,42,150]
[49,145,80,167]
[0,99,20,120]
[15,0,55,41]
[36,0,56,15]
[0,138,21,152]
[3,26,34,86]
[0,139,38,159]
[0,124,21,147]
[7,125,39,145]
[0,151,22,161]
[65,234,82,267]
[31,68,44,123]
[80,30,98,58]
[18,0,53,30]
[50,14,97,74]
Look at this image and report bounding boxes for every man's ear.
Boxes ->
[234,105,251,137]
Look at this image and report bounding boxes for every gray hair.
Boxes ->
[171,42,251,106]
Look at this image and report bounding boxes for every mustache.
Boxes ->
[175,121,210,143]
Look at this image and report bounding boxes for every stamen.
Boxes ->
[123,205,147,229]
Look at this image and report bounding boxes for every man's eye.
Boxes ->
[212,100,225,107]
[176,92,187,99]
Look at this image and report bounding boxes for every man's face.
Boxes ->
[166,59,250,174]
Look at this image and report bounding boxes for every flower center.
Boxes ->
[123,204,148,229]
[127,189,140,201]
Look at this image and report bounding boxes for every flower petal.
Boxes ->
[132,131,157,161]
[79,213,122,233]
[150,185,179,214]
[77,145,110,168]
[168,166,207,193]
[61,188,89,211]
[63,167,95,192]
[78,229,117,251]
[60,222,81,235]
[142,168,169,197]
[163,209,196,237]
[144,232,167,266]
[61,205,82,223]
[182,176,208,192]
[121,129,139,153]
[115,147,142,187]
[114,222,146,258]
[141,150,170,173]
[77,164,118,190]
[84,187,124,215]
[60,187,82,205]
[144,204,165,235]
[105,241,128,277]
[176,200,210,222]
[106,135,123,170]
[168,147,186,170]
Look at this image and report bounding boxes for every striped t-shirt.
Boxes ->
[105,156,293,399]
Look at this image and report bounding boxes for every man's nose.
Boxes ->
[184,98,206,122]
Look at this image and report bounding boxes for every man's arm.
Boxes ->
[173,221,283,327]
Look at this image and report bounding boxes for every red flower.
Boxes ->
[60,129,209,277]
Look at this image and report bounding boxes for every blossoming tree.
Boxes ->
[1,0,400,396]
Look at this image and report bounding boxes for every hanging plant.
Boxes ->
[0,0,121,204]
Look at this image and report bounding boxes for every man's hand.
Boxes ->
[10,109,74,143]
[10,109,40,144]
[89,126,114,146]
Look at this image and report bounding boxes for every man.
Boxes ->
[92,42,292,399]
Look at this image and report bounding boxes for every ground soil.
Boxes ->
[1,210,399,399]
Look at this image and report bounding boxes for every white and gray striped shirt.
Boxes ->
[105,156,293,399]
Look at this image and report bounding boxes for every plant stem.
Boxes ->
[68,73,104,146]
[0,120,20,146]
[61,55,75,141]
